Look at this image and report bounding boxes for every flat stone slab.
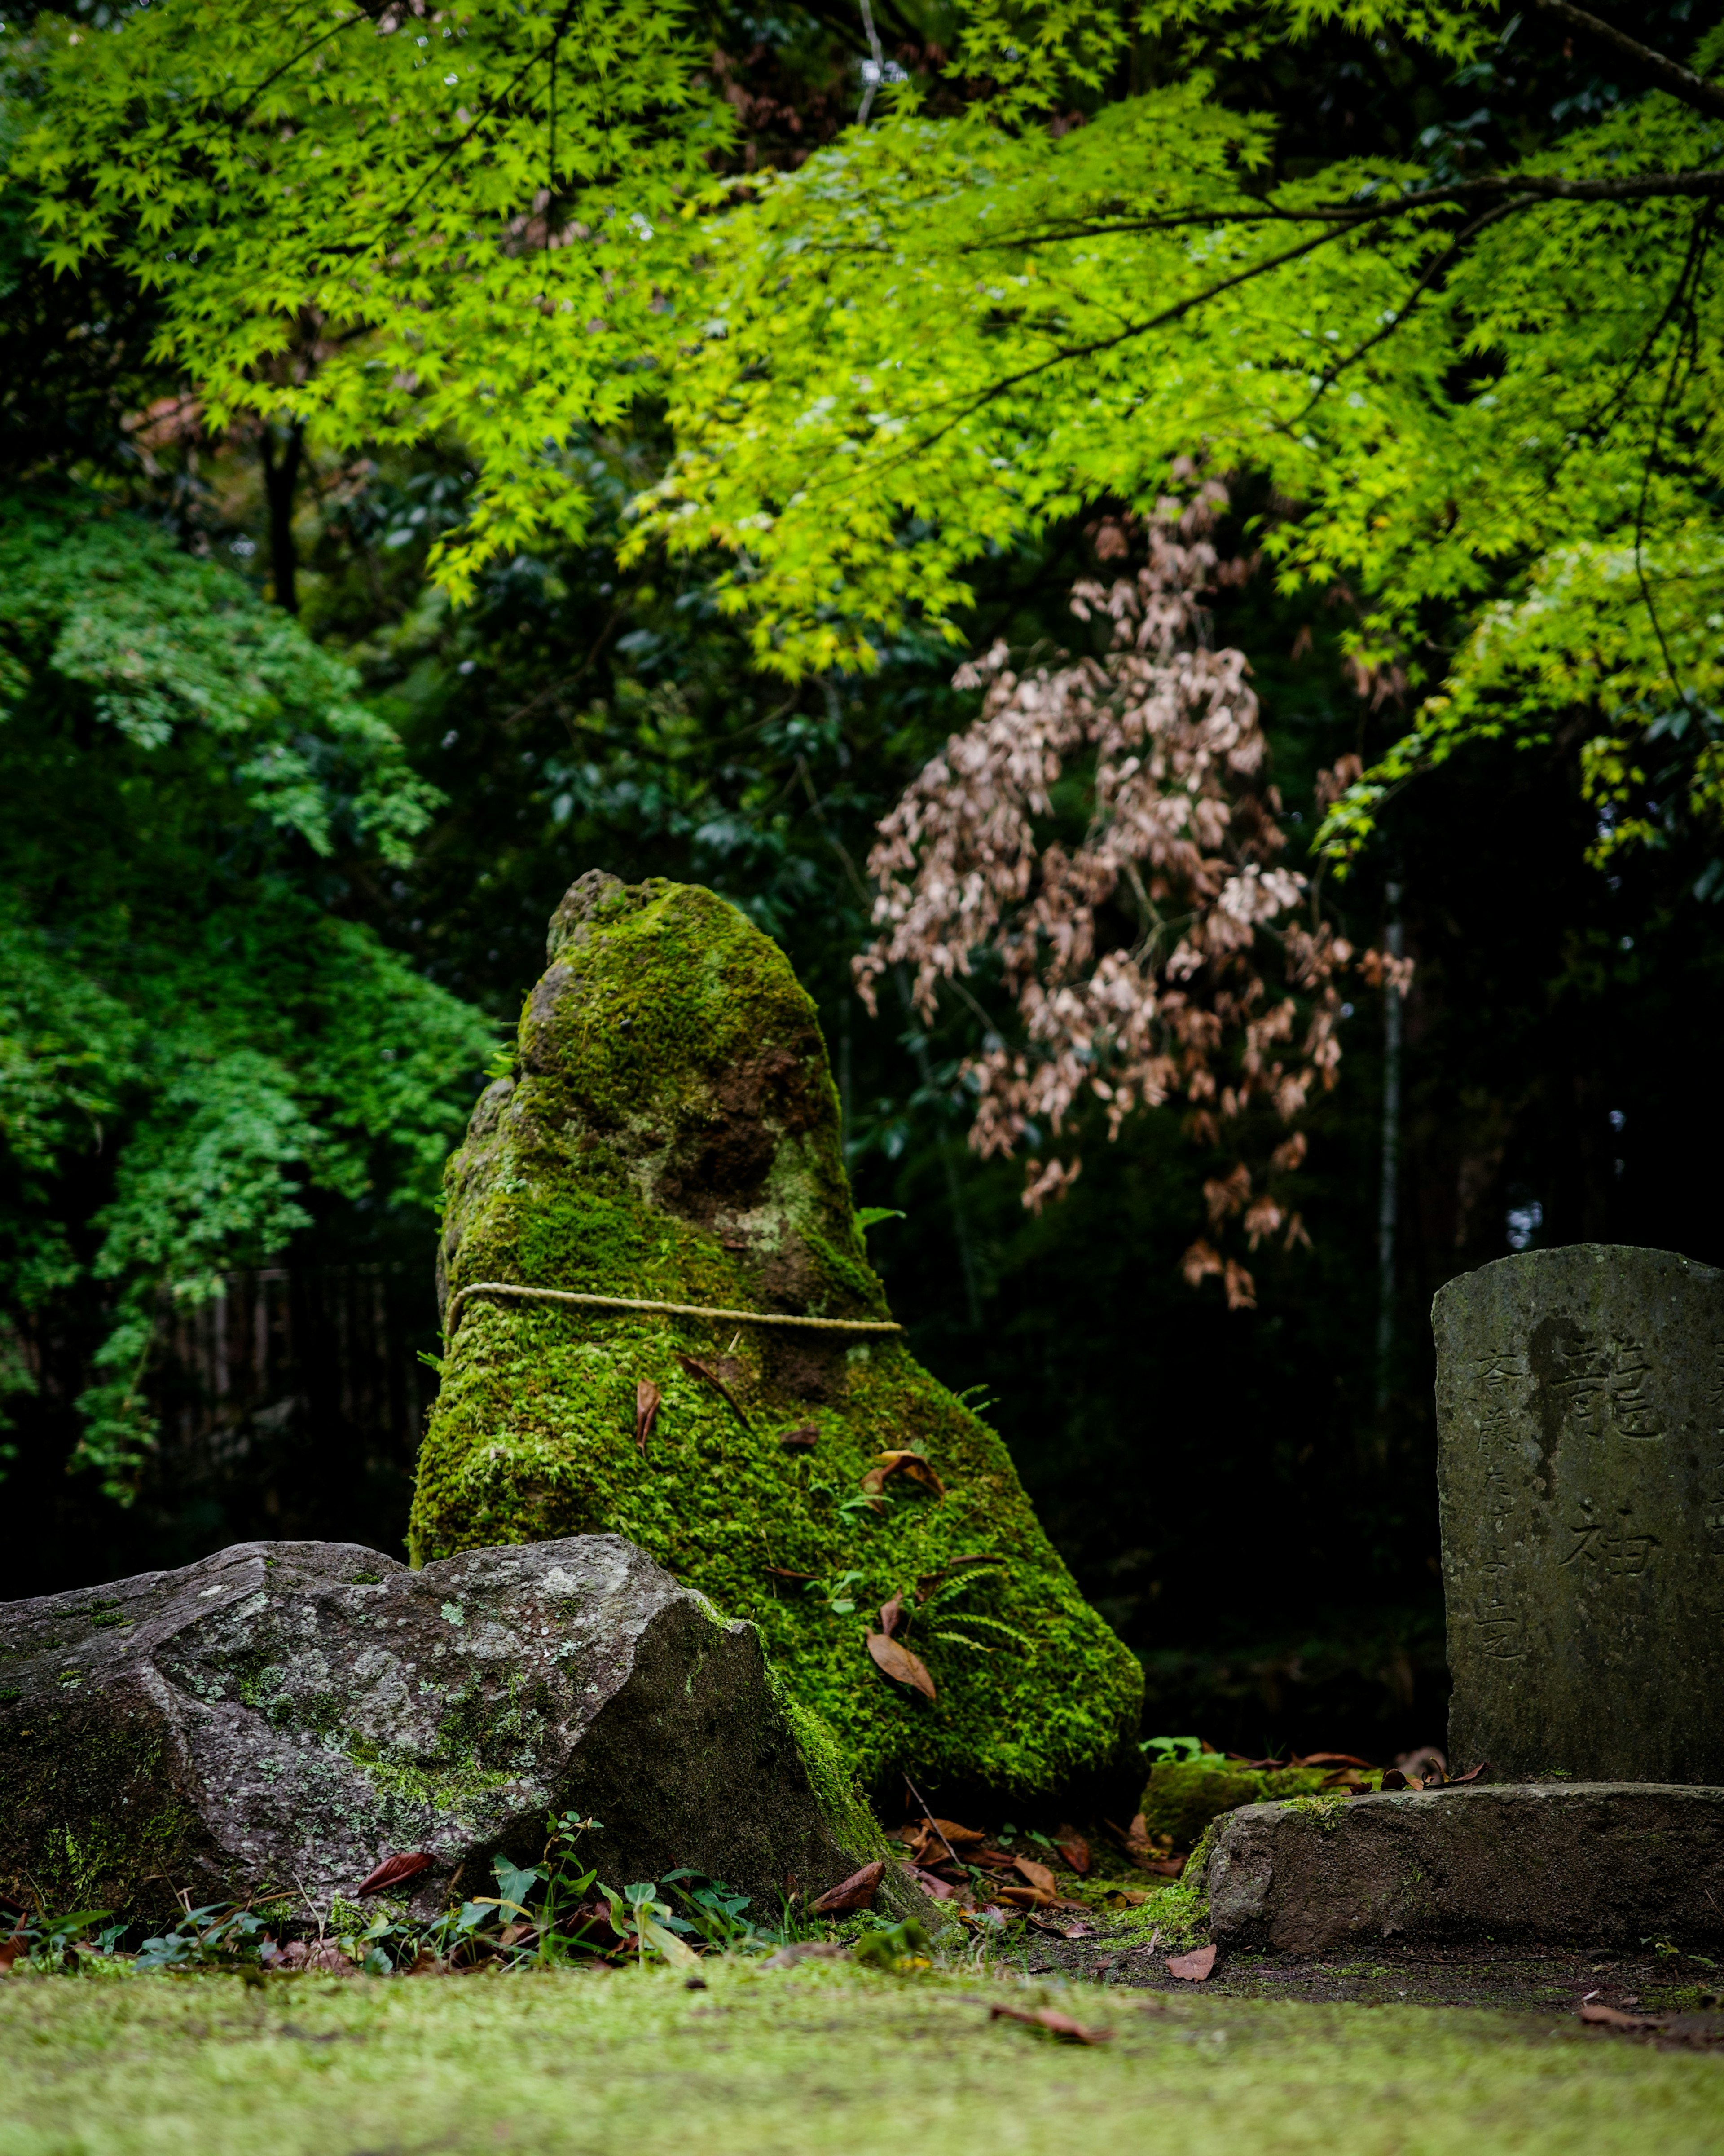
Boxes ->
[1207,1785,1724,1953]
[0,1535,866,1924]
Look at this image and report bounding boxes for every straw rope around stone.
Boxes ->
[445,1280,903,1337]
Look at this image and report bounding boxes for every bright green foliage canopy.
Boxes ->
[15,0,729,586]
[17,0,1724,874]
[0,494,493,1494]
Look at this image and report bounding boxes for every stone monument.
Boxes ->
[1434,1243,1724,1785]
[1204,1243,1724,1953]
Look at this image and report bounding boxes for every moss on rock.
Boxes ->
[409,874,1142,1794]
[1140,1760,1329,1849]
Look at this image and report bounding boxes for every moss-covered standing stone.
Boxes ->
[409,874,1142,1793]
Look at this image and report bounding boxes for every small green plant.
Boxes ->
[851,1916,932,1972]
[3,1908,121,1973]
[1141,1735,1224,1766]
[803,1569,866,1616]
[918,1566,1031,1656]
[136,1901,286,1971]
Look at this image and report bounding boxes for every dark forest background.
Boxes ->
[7,0,1722,1768]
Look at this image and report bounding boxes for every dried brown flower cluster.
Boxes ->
[855,484,1408,1308]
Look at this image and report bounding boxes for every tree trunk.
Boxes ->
[259,420,304,613]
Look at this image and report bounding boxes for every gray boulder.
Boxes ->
[1206,1783,1724,1952]
[0,1536,878,1925]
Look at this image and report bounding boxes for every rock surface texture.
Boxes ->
[0,1536,870,1923]
[1434,1244,1724,1783]
[408,873,1141,1793]
[1207,1785,1724,1952]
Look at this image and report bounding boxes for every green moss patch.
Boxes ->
[409,876,1141,1795]
[3,1962,1720,2156]
[1140,1759,1331,1847]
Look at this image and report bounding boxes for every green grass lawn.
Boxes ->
[3,1960,1721,2155]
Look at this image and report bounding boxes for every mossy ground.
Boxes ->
[409,877,1141,1795]
[4,1960,1720,2155]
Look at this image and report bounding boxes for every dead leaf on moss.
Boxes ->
[1027,1913,1095,1940]
[634,1380,661,1455]
[811,1862,884,1915]
[866,1631,936,1699]
[355,1851,437,1896]
[1167,1944,1217,1982]
[879,1591,906,1639]
[1012,1855,1058,1896]
[861,1449,946,1499]
[988,2002,1113,2044]
[993,1884,1056,1910]
[778,1424,819,1451]
[1055,1827,1091,1874]
[675,1353,751,1429]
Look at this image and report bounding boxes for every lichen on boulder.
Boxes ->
[0,1536,870,1924]
[409,873,1142,1794]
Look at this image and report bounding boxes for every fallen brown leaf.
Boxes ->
[811,1862,884,1915]
[1055,1827,1091,1875]
[910,1867,958,1900]
[275,1939,356,1974]
[1579,2002,1657,2032]
[1012,1855,1058,1896]
[1448,1760,1490,1784]
[860,1449,946,1499]
[634,1379,662,1455]
[989,2002,1113,2044]
[674,1352,751,1429]
[778,1424,819,1451]
[1378,1768,1423,1791]
[878,1591,906,1639]
[993,1884,1056,1909]
[1295,1751,1374,1769]
[0,1933,27,1974]
[866,1630,936,1699]
[1143,1855,1187,1879]
[1167,1944,1217,1982]
[355,1851,437,1897]
[928,1817,987,1847]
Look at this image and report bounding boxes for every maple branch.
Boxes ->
[1529,0,1724,124]
[981,166,1724,252]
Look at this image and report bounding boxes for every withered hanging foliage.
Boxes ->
[856,481,1409,1304]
